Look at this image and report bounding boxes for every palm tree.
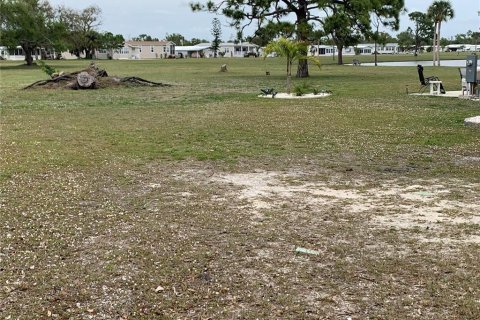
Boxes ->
[428,1,454,66]
[263,37,320,94]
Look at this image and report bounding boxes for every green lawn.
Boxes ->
[1,56,479,319]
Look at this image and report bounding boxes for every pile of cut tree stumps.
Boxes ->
[25,62,171,90]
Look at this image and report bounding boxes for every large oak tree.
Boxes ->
[191,0,404,75]
[58,5,102,59]
[1,0,66,65]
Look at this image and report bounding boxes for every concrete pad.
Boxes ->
[258,92,331,99]
[410,91,463,98]
[464,116,480,128]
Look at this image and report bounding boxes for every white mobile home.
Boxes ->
[110,40,176,60]
[309,43,399,56]
[175,45,210,58]
[0,46,42,61]
[445,44,479,52]
[196,42,259,57]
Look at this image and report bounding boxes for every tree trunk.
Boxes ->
[25,51,34,66]
[85,49,93,59]
[287,60,292,94]
[22,46,34,66]
[432,23,437,66]
[437,22,442,66]
[374,23,379,66]
[295,0,309,78]
[287,75,292,94]
[337,45,344,65]
[296,59,309,78]
[414,23,419,56]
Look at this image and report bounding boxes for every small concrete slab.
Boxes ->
[410,91,463,98]
[464,116,480,128]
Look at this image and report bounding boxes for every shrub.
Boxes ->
[37,60,57,78]
[293,82,311,96]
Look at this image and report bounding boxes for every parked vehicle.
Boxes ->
[244,52,258,57]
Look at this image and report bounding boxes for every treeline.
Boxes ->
[1,0,123,65]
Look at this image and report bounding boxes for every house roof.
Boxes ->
[446,44,467,48]
[125,40,174,47]
[197,42,259,48]
[176,45,210,51]
[311,43,399,49]
[356,43,399,48]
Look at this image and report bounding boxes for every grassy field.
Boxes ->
[1,54,480,319]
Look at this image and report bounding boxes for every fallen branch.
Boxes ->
[23,75,74,89]
[120,76,172,87]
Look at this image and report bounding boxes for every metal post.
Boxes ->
[466,54,478,96]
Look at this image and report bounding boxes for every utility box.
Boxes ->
[466,54,477,83]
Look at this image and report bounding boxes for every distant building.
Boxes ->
[0,46,41,60]
[445,44,479,52]
[175,45,211,58]
[1,41,177,61]
[0,45,64,60]
[195,42,259,58]
[109,40,176,59]
[308,43,400,56]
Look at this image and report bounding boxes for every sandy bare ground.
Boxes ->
[171,167,480,244]
[258,92,332,99]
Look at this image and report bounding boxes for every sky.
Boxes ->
[47,0,480,42]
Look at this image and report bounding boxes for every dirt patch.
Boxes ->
[174,169,480,244]
[258,92,331,99]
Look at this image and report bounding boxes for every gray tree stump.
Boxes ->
[77,71,95,88]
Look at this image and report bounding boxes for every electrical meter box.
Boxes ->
[466,54,477,83]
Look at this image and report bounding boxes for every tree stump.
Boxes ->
[23,63,171,90]
[77,71,95,88]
